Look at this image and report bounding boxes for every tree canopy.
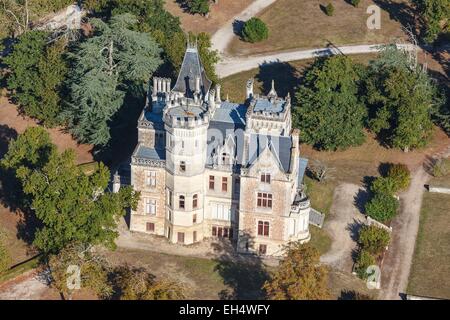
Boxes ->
[62,13,162,146]
[413,0,450,43]
[263,243,330,300]
[242,18,269,43]
[293,55,367,150]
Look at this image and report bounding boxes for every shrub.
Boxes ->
[324,3,334,16]
[355,249,375,279]
[185,0,210,16]
[365,192,399,222]
[371,176,396,195]
[388,163,411,191]
[350,0,360,7]
[432,158,450,177]
[242,17,269,43]
[358,225,390,256]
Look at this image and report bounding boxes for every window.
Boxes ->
[261,173,271,184]
[179,195,185,209]
[193,214,197,223]
[257,192,272,208]
[145,199,156,215]
[211,226,232,239]
[259,244,267,255]
[180,161,186,172]
[193,194,198,209]
[195,140,198,148]
[177,232,185,244]
[167,209,172,222]
[193,231,197,242]
[222,153,229,165]
[211,203,231,221]
[222,177,228,192]
[168,190,173,207]
[145,170,156,187]
[257,221,270,237]
[209,175,215,190]
[146,222,155,232]
[181,140,184,148]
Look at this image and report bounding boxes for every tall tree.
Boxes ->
[263,243,330,300]
[3,31,67,126]
[414,0,450,43]
[293,55,367,150]
[63,13,162,146]
[365,46,438,151]
[3,130,140,253]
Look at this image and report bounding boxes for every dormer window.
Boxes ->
[261,173,271,184]
[222,152,230,165]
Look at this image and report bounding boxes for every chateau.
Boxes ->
[129,45,311,256]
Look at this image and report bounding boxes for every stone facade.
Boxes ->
[128,45,311,257]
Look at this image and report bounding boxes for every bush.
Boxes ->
[242,17,269,43]
[324,3,334,16]
[350,0,360,7]
[185,0,210,16]
[432,158,450,177]
[358,225,390,256]
[355,249,375,279]
[388,163,411,191]
[365,192,399,222]
[371,176,396,195]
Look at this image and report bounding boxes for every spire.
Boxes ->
[268,80,277,98]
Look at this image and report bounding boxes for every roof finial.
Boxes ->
[268,79,277,98]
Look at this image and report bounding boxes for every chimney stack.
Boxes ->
[246,78,254,99]
[195,76,201,93]
[215,84,221,103]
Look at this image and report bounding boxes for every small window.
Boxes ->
[212,226,217,236]
[168,190,173,207]
[146,222,155,232]
[179,195,185,209]
[259,244,267,255]
[209,175,215,190]
[193,231,197,242]
[257,221,270,237]
[193,214,197,224]
[193,194,198,209]
[145,170,156,187]
[222,177,228,192]
[145,198,156,215]
[180,161,186,172]
[222,153,229,165]
[261,173,271,184]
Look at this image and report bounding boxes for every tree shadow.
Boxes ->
[232,20,245,38]
[211,233,269,300]
[372,0,419,39]
[346,218,363,243]
[353,188,370,214]
[338,289,373,300]
[378,162,394,177]
[255,61,301,99]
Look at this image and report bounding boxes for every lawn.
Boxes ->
[228,0,408,55]
[407,175,450,299]
[309,226,332,256]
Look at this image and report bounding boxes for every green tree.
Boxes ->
[114,265,185,300]
[324,3,334,16]
[242,17,269,43]
[3,31,67,126]
[414,0,450,43]
[13,144,139,253]
[0,230,11,273]
[350,0,361,7]
[293,55,367,150]
[365,192,399,222]
[358,225,390,256]
[185,0,210,16]
[62,14,162,146]
[355,249,376,279]
[370,176,397,195]
[388,163,411,191]
[263,243,330,300]
[47,242,112,300]
[365,46,438,151]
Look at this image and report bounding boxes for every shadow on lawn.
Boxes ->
[211,233,269,300]
[255,61,303,99]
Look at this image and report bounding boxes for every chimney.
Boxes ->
[166,78,171,93]
[153,78,158,96]
[195,76,201,93]
[157,78,162,93]
[246,78,254,99]
[215,84,221,103]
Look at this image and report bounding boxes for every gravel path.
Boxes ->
[0,271,49,300]
[320,183,365,272]
[211,0,276,54]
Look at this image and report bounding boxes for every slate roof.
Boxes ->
[172,46,212,98]
[134,145,165,160]
[247,134,292,172]
[253,98,286,113]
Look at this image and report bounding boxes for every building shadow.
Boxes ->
[211,233,270,300]
[255,61,301,99]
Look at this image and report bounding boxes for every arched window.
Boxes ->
[179,195,185,209]
[193,194,198,209]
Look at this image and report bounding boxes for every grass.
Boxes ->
[228,0,407,55]
[305,176,336,215]
[0,255,41,284]
[407,175,450,299]
[309,226,332,256]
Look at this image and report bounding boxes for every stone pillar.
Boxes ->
[166,78,171,93]
[195,76,201,93]
[157,78,162,93]
[153,77,158,95]
[215,84,221,103]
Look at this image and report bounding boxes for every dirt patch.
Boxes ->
[164,0,253,34]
